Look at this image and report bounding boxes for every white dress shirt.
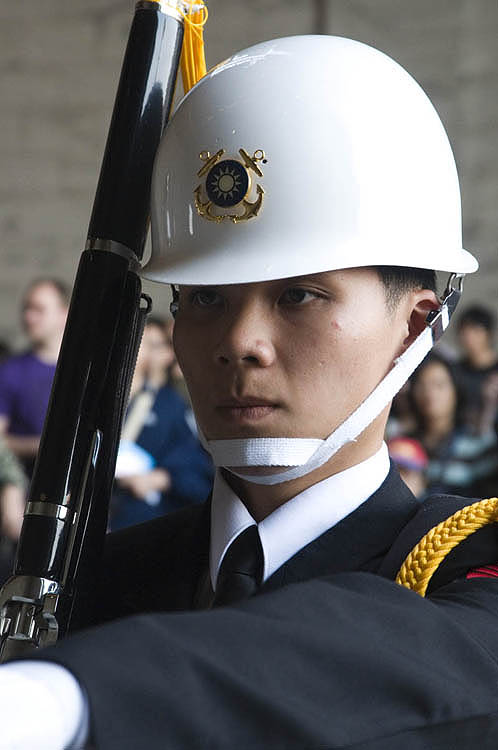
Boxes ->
[0,443,390,749]
[211,442,390,589]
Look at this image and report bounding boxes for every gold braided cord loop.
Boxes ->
[396,497,498,597]
[179,1,208,94]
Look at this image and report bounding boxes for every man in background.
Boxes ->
[0,278,70,476]
[455,305,498,434]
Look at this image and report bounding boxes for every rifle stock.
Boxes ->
[0,0,183,660]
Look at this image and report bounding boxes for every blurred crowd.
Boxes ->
[0,279,213,583]
[387,304,498,500]
[0,278,70,582]
[110,316,213,531]
[0,278,497,584]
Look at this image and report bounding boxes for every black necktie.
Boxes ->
[212,525,264,607]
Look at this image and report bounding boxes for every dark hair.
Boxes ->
[409,353,466,431]
[145,315,167,330]
[374,266,437,312]
[457,304,496,334]
[26,277,71,307]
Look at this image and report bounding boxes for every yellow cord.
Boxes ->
[396,497,498,597]
[179,1,208,94]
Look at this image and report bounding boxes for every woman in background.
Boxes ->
[110,317,213,531]
[410,354,498,497]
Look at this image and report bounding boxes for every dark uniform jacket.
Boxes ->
[43,466,498,749]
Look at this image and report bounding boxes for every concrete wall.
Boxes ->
[1,0,497,346]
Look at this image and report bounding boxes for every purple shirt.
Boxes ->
[0,352,56,436]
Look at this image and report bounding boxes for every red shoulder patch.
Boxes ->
[467,564,498,580]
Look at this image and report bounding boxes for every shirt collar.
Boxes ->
[210,442,390,590]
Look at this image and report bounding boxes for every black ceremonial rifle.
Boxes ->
[0,0,186,661]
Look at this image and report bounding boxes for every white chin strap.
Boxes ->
[201,275,463,486]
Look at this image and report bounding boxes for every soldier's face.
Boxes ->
[173,268,412,444]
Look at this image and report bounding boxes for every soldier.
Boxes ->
[1,35,498,750]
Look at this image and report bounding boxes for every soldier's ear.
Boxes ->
[400,289,439,352]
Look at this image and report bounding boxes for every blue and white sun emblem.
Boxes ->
[194,148,266,223]
[206,159,249,207]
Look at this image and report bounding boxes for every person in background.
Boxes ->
[162,318,199,433]
[387,436,428,499]
[0,436,27,584]
[410,354,498,497]
[110,317,213,530]
[0,341,11,365]
[161,319,189,404]
[0,278,70,476]
[455,305,498,433]
[142,315,176,391]
[479,371,498,436]
[385,381,417,439]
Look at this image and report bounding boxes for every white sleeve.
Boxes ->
[0,660,88,749]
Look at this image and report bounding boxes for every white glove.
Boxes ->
[0,660,88,749]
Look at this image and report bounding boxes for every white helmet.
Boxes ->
[143,35,478,485]
[144,34,477,285]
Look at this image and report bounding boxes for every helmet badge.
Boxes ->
[194,148,266,223]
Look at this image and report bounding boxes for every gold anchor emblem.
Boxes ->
[194,148,266,223]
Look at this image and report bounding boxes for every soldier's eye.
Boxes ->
[190,288,223,308]
[280,287,320,305]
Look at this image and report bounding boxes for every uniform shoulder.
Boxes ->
[72,502,210,630]
[379,494,498,594]
[104,500,207,563]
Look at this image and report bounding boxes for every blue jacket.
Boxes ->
[110,385,213,530]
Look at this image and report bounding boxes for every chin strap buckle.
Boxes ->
[169,285,179,318]
[426,273,464,342]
